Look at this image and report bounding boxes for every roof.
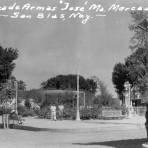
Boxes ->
[38,89,84,94]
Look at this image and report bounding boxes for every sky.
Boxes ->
[0,0,146,97]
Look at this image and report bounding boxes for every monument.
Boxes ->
[124,81,134,118]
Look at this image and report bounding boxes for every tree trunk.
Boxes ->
[145,105,148,139]
[6,114,9,128]
[2,114,10,129]
[2,114,4,128]
[3,114,6,129]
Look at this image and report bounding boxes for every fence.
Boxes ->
[101,106,147,118]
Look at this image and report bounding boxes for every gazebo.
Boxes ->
[38,89,85,107]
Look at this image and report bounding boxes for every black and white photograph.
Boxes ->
[0,0,148,147]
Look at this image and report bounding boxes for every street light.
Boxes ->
[76,51,81,121]
[76,73,80,121]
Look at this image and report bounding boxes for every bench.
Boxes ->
[102,110,124,119]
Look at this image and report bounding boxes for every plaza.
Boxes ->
[1,0,148,148]
[0,116,146,148]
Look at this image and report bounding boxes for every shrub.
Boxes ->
[120,105,128,115]
[91,107,100,119]
[18,105,26,115]
[17,105,36,117]
[38,106,76,120]
[38,107,51,119]
[80,108,91,119]
[33,107,40,115]
[37,106,103,120]
[25,99,31,109]
[80,107,101,120]
[63,107,76,120]
[22,109,35,117]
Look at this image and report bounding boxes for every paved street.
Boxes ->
[0,116,147,148]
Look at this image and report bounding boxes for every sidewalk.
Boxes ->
[21,115,146,132]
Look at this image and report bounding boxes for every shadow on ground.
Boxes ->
[0,123,63,132]
[12,125,53,132]
[84,121,144,126]
[74,138,148,148]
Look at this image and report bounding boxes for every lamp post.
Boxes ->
[76,73,80,121]
[76,51,81,121]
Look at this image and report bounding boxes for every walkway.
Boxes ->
[0,116,147,148]
[21,115,146,132]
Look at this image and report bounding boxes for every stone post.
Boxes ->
[124,81,133,118]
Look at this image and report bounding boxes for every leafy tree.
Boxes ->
[112,48,148,98]
[128,11,148,93]
[112,11,148,98]
[8,76,26,91]
[0,46,18,128]
[0,46,18,85]
[93,79,114,107]
[25,98,31,109]
[125,48,148,93]
[17,80,26,91]
[0,46,18,102]
[112,63,128,99]
[41,74,97,94]
[24,89,43,104]
[129,11,148,51]
[98,80,113,106]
